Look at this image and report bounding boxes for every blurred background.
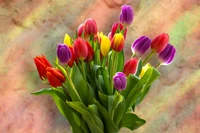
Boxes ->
[0,0,200,133]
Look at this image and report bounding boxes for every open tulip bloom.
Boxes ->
[32,4,176,133]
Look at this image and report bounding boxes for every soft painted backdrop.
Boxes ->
[0,0,200,133]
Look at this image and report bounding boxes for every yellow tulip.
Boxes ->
[63,34,72,47]
[139,63,151,78]
[100,35,111,57]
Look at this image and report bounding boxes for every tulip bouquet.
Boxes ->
[32,5,176,133]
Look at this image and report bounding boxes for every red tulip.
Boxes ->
[84,18,98,36]
[73,38,88,60]
[151,33,169,53]
[46,67,66,87]
[77,23,86,38]
[110,22,127,39]
[111,33,124,52]
[67,46,76,67]
[84,42,94,62]
[34,55,52,80]
[123,58,138,77]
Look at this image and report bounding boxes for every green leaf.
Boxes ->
[135,58,143,77]
[67,101,104,133]
[98,91,108,109]
[116,50,124,72]
[94,100,119,133]
[122,113,146,130]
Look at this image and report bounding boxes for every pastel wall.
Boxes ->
[0,0,200,133]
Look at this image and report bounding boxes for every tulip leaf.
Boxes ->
[94,100,119,133]
[66,101,104,133]
[98,91,108,109]
[122,112,146,130]
[135,58,143,77]
[116,50,124,72]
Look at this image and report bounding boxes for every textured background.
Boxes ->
[0,0,200,133]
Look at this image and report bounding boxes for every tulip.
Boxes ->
[63,34,72,47]
[67,47,76,67]
[77,23,85,38]
[84,18,98,36]
[110,22,127,39]
[111,33,124,52]
[34,55,52,80]
[84,42,94,62]
[151,33,169,53]
[57,43,72,64]
[73,38,88,60]
[123,58,138,77]
[119,5,134,26]
[131,36,151,55]
[46,67,66,87]
[158,43,176,65]
[139,63,151,78]
[100,35,111,57]
[113,72,127,91]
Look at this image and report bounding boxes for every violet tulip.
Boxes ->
[46,67,66,87]
[84,18,98,36]
[110,22,127,39]
[73,38,88,60]
[151,33,169,53]
[131,36,151,55]
[123,58,138,77]
[119,5,134,26]
[57,43,72,64]
[158,43,176,65]
[113,72,127,91]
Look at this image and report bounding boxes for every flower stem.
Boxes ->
[143,50,155,64]
[156,63,162,69]
[81,60,86,80]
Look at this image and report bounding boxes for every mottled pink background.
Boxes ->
[0,0,200,133]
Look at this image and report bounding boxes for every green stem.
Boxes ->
[143,50,155,64]
[131,53,135,58]
[156,63,162,69]
[110,51,117,94]
[81,60,86,80]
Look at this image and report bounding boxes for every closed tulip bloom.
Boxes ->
[67,47,76,67]
[111,22,127,39]
[158,43,176,65]
[46,67,66,87]
[84,42,94,62]
[111,33,124,52]
[73,38,88,60]
[84,18,98,36]
[63,34,72,47]
[113,72,127,91]
[119,5,134,26]
[131,36,151,55]
[100,35,111,57]
[34,55,52,80]
[77,23,85,38]
[123,58,138,77]
[57,43,72,64]
[139,63,151,78]
[151,33,169,53]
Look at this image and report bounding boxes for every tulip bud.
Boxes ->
[34,55,52,80]
[113,72,127,91]
[46,67,66,87]
[100,35,111,57]
[131,36,151,55]
[139,63,151,78]
[63,34,72,47]
[77,23,85,38]
[84,42,94,62]
[151,33,169,53]
[119,5,134,26]
[67,46,76,67]
[84,18,98,36]
[158,43,176,65]
[57,43,72,64]
[111,33,124,52]
[123,58,138,77]
[110,22,127,39]
[73,38,88,60]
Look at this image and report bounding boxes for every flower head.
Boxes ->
[123,58,138,77]
[158,43,176,65]
[84,42,94,62]
[84,18,98,36]
[110,22,127,39]
[151,33,169,53]
[113,72,127,91]
[63,34,72,47]
[100,35,111,57]
[111,33,124,52]
[131,36,151,55]
[139,63,151,78]
[77,23,86,38]
[67,46,76,67]
[34,55,52,80]
[73,38,88,60]
[46,67,66,87]
[57,43,72,64]
[119,5,134,26]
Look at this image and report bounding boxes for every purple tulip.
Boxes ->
[131,36,151,55]
[57,43,72,64]
[113,72,127,91]
[158,43,176,65]
[119,5,134,26]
